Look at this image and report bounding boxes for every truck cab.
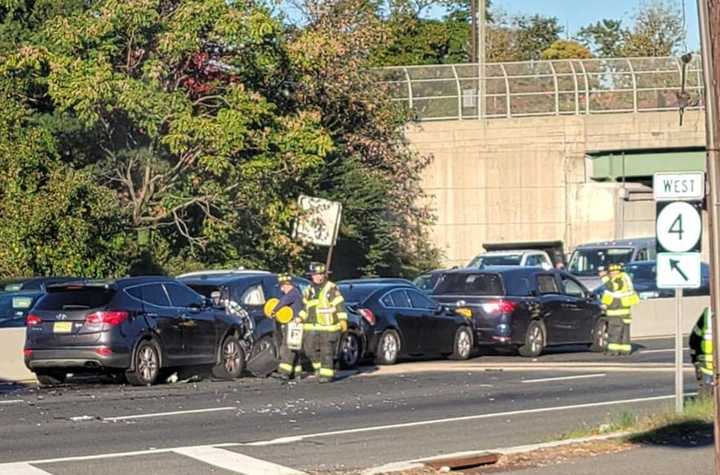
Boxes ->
[568,237,656,291]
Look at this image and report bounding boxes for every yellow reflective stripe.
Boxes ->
[278,363,294,374]
[330,296,344,306]
[607,343,632,351]
[606,308,631,316]
[312,362,322,369]
[318,367,335,377]
[337,312,348,320]
[303,323,342,332]
[700,366,714,375]
[306,300,319,307]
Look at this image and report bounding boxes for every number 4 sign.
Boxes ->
[656,201,702,253]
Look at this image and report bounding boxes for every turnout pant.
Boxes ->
[303,330,339,379]
[606,317,632,354]
[278,326,303,377]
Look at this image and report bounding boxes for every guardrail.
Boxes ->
[380,56,704,121]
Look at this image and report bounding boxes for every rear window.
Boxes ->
[338,284,380,305]
[36,288,115,311]
[434,273,504,296]
[186,284,219,298]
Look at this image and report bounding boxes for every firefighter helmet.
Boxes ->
[608,263,624,272]
[307,262,327,275]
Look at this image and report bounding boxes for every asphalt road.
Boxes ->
[0,337,701,474]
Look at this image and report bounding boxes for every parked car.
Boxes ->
[413,269,451,294]
[431,267,605,357]
[24,277,252,386]
[568,237,656,291]
[338,279,474,365]
[179,270,366,369]
[467,250,553,270]
[0,277,82,328]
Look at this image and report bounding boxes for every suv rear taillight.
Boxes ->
[85,311,129,326]
[26,314,42,327]
[358,308,376,326]
[481,300,516,315]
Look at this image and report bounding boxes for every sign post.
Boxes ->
[654,171,704,414]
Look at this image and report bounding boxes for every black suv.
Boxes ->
[24,277,251,386]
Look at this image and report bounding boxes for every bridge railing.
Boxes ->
[380,56,704,121]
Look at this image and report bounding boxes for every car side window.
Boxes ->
[408,290,434,310]
[636,248,648,261]
[127,284,170,307]
[536,275,560,294]
[242,284,265,306]
[561,277,585,298]
[381,293,394,307]
[389,290,412,308]
[165,283,204,308]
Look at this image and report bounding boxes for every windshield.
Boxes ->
[434,273,504,296]
[568,248,634,276]
[413,275,433,291]
[468,254,522,268]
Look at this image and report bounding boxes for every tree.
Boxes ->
[577,19,626,57]
[622,0,685,57]
[542,40,592,60]
[513,14,563,61]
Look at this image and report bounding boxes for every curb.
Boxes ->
[361,431,631,474]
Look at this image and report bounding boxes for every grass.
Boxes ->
[555,395,714,442]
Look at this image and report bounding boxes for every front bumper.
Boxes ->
[25,347,131,371]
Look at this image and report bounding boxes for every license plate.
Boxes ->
[53,321,73,333]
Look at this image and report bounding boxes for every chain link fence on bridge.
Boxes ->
[381,56,704,121]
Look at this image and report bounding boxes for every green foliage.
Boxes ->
[577,19,626,57]
[542,40,592,60]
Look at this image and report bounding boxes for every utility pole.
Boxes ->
[697,0,720,472]
[477,0,486,120]
[470,0,477,63]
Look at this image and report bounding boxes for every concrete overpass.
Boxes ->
[383,56,708,267]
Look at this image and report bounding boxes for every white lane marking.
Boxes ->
[244,394,680,446]
[175,446,305,475]
[521,373,607,383]
[639,348,688,354]
[102,406,237,422]
[0,400,24,405]
[0,463,52,474]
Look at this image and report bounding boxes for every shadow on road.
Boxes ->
[627,419,713,448]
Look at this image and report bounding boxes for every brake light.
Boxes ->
[85,311,129,326]
[95,346,113,357]
[358,308,376,326]
[481,300,516,314]
[23,349,32,357]
[26,314,42,327]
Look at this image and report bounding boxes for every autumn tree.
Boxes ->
[542,40,592,60]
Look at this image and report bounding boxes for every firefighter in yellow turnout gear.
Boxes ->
[299,262,348,383]
[690,307,714,394]
[600,263,639,355]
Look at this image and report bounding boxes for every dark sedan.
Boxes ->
[0,277,81,328]
[338,279,474,365]
[432,267,605,357]
[24,277,251,386]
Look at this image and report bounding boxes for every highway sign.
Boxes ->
[656,201,702,253]
[653,172,705,202]
[656,252,702,289]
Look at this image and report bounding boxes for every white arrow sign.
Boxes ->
[656,252,701,289]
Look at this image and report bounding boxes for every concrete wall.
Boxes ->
[631,296,709,338]
[408,111,707,267]
[0,328,35,383]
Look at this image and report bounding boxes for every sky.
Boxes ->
[494,0,700,50]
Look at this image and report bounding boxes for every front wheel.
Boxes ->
[126,340,161,386]
[448,326,473,360]
[339,333,361,369]
[519,320,546,358]
[374,330,400,365]
[590,318,608,352]
[213,334,246,380]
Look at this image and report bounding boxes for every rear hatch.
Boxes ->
[28,283,117,347]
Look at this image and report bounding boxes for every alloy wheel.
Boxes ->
[223,339,241,374]
[341,334,359,367]
[457,330,471,358]
[138,346,158,382]
[529,326,543,353]
[383,333,398,361]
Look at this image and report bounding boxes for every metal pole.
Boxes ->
[675,288,684,414]
[470,0,477,63]
[325,245,335,274]
[477,0,486,120]
[696,0,720,471]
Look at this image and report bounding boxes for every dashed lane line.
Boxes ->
[521,373,607,383]
[0,463,52,474]
[102,406,237,422]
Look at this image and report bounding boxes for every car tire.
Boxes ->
[448,326,473,360]
[339,333,361,369]
[35,370,66,386]
[590,318,608,352]
[519,320,546,358]
[374,330,400,366]
[125,340,161,386]
[212,334,246,380]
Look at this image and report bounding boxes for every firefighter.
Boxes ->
[690,307,714,395]
[275,274,305,380]
[299,262,347,383]
[600,263,639,355]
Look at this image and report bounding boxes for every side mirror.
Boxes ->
[433,305,444,315]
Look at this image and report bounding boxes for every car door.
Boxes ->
[382,290,423,354]
[164,283,216,363]
[535,273,568,344]
[126,284,184,364]
[407,289,455,354]
[559,275,596,343]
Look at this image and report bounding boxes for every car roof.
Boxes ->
[339,278,414,285]
[575,237,655,249]
[475,249,545,256]
[46,276,178,291]
[176,269,271,279]
[444,266,546,277]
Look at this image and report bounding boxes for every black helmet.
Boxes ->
[307,262,327,275]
